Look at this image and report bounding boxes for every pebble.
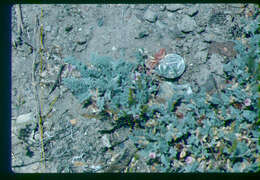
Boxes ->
[76,39,87,45]
[135,4,149,10]
[203,32,218,42]
[168,24,185,39]
[196,26,206,33]
[208,54,224,75]
[69,118,77,126]
[185,6,199,17]
[112,46,117,51]
[229,4,246,8]
[102,135,111,148]
[159,5,166,11]
[90,165,102,172]
[166,4,185,12]
[155,20,167,30]
[135,29,149,39]
[65,24,73,32]
[208,41,237,58]
[193,64,211,86]
[193,50,208,64]
[180,149,187,159]
[45,25,51,32]
[16,112,34,124]
[144,9,157,23]
[201,74,218,95]
[196,41,208,51]
[177,15,197,33]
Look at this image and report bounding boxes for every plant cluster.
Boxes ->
[63,52,158,130]
[62,17,259,172]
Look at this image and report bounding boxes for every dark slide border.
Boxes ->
[0,2,259,180]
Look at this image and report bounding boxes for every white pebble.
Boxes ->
[16,112,33,124]
[112,46,117,51]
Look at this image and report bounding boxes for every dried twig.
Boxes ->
[31,13,46,170]
[48,64,66,95]
[32,15,41,124]
[15,4,24,36]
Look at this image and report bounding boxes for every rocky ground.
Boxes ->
[11,4,259,172]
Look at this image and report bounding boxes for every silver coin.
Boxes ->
[155,54,185,79]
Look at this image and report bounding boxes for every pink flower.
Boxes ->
[244,98,251,107]
[68,64,76,73]
[149,152,156,159]
[185,156,194,164]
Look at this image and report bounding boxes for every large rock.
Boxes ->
[156,81,192,106]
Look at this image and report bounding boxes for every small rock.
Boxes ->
[90,165,102,172]
[180,149,187,159]
[73,161,85,167]
[208,53,224,75]
[135,4,149,10]
[192,64,211,86]
[65,24,73,32]
[16,112,34,124]
[69,118,77,126]
[177,15,197,33]
[196,26,206,33]
[45,25,51,32]
[156,81,191,105]
[208,41,237,58]
[203,32,218,42]
[229,4,246,8]
[150,4,166,12]
[168,24,185,39]
[166,4,185,12]
[201,74,218,95]
[155,20,167,30]
[76,39,87,45]
[208,12,227,26]
[196,41,208,51]
[40,70,48,78]
[144,9,157,23]
[112,46,117,51]
[135,30,149,39]
[183,7,199,17]
[102,135,111,148]
[159,5,166,11]
[193,50,208,64]
[97,17,104,27]
[75,29,93,46]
